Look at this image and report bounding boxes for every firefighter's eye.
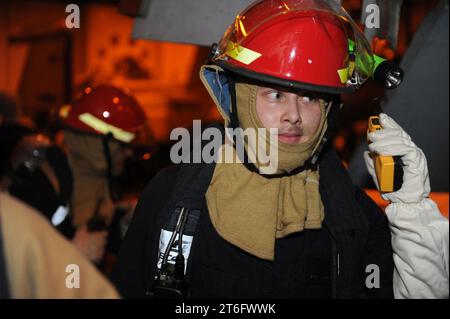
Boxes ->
[299,93,319,103]
[266,90,283,101]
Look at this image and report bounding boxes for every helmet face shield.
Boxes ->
[212,0,374,94]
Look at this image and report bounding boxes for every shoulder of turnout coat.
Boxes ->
[0,191,119,298]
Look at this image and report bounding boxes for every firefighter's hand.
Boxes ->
[364,113,449,299]
[363,113,430,204]
[73,226,108,263]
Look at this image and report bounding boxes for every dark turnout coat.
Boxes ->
[112,146,394,299]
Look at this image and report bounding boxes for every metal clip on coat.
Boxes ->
[150,207,190,299]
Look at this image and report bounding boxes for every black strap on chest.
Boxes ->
[147,126,219,298]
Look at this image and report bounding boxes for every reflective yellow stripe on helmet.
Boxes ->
[78,113,135,143]
[337,67,349,84]
[226,41,262,65]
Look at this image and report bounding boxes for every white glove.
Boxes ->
[364,113,449,299]
[364,113,430,203]
[388,199,449,299]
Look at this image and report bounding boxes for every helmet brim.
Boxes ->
[214,60,356,95]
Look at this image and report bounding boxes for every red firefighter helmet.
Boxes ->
[62,85,146,143]
[211,0,374,94]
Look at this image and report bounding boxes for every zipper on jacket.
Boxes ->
[323,222,339,299]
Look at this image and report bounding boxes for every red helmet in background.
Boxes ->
[211,0,374,94]
[61,85,146,143]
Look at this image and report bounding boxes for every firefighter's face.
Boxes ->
[255,86,322,145]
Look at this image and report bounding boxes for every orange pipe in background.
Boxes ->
[365,189,449,219]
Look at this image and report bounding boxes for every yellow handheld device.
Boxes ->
[368,116,404,193]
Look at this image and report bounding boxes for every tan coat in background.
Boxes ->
[0,192,119,298]
[63,131,122,228]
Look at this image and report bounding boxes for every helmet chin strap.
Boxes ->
[227,75,342,178]
[101,133,120,202]
[308,96,343,169]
